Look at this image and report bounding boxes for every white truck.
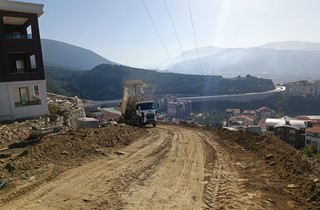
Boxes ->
[120,80,158,127]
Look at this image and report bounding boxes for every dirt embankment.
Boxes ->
[0,125,148,203]
[213,128,320,209]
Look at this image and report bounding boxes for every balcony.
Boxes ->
[12,68,38,74]
[6,33,32,39]
[15,99,41,107]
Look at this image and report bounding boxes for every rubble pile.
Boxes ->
[0,116,63,145]
[48,95,86,130]
[0,95,85,146]
[47,95,83,111]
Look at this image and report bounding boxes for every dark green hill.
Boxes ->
[45,64,275,100]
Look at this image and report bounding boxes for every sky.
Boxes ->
[17,0,320,68]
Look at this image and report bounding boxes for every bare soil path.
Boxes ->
[2,125,316,209]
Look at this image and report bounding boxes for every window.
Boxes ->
[312,141,318,150]
[16,60,25,72]
[306,139,311,145]
[30,55,36,68]
[289,129,296,134]
[33,85,41,102]
[19,87,29,105]
[26,25,33,39]
[34,85,39,96]
[13,32,21,39]
[277,128,284,133]
[30,55,37,71]
[14,86,41,107]
[136,102,157,110]
[289,136,296,143]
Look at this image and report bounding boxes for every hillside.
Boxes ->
[41,39,115,70]
[260,41,320,51]
[40,39,320,84]
[45,64,275,100]
[169,47,320,76]
[156,41,320,82]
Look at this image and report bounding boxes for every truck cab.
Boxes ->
[136,101,158,127]
[120,80,158,127]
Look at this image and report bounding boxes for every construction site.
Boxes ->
[0,81,319,210]
[0,113,320,209]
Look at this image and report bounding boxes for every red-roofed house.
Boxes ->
[228,115,254,127]
[305,126,320,153]
[296,116,320,125]
[226,108,240,116]
[242,110,256,123]
[255,106,275,121]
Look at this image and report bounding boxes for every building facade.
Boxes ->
[266,117,308,149]
[0,1,48,121]
[305,126,320,153]
[255,106,275,121]
[228,115,254,127]
[285,80,320,98]
[167,100,192,119]
[274,125,305,149]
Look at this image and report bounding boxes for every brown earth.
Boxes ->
[0,124,319,209]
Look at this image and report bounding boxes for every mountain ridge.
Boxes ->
[41,39,116,70]
[162,42,320,79]
[45,64,275,101]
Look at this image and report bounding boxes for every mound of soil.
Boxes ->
[0,125,147,202]
[215,128,320,209]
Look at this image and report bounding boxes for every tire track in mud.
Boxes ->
[198,132,271,210]
[121,126,205,210]
[93,133,172,210]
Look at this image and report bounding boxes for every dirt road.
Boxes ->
[2,124,319,209]
[2,125,272,210]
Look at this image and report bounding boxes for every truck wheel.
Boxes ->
[152,123,157,127]
[135,118,141,127]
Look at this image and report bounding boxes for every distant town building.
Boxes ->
[305,125,320,153]
[266,117,308,149]
[225,108,240,116]
[255,106,275,121]
[274,125,305,149]
[167,100,192,119]
[0,1,48,121]
[285,80,320,97]
[242,109,256,122]
[296,115,320,125]
[228,115,254,127]
[245,125,263,135]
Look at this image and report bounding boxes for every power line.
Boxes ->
[163,0,190,74]
[187,0,203,75]
[141,0,176,71]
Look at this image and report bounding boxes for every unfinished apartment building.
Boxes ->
[0,0,48,121]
